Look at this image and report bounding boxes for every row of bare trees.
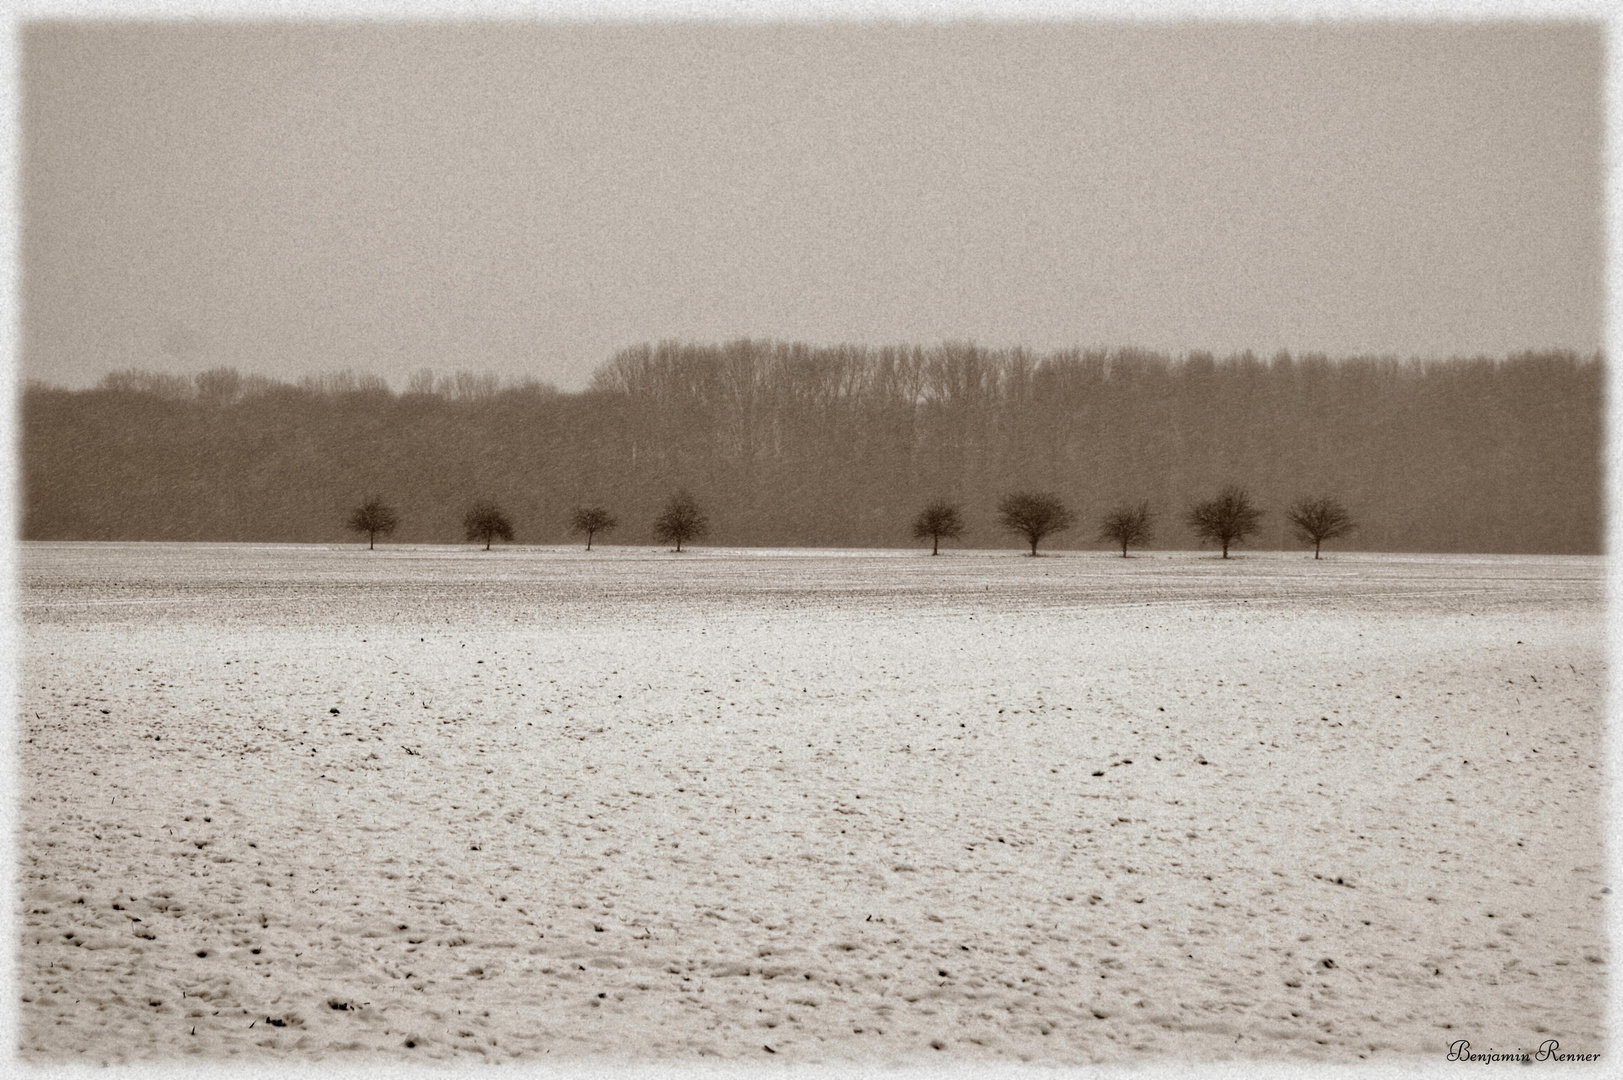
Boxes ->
[912,487,1353,558]
[347,491,711,552]
[350,486,1353,557]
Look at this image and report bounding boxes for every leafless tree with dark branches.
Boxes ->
[1287,496,1355,559]
[347,497,399,550]
[654,490,708,552]
[911,500,964,555]
[569,506,618,551]
[998,492,1075,556]
[1098,501,1154,557]
[464,501,514,551]
[1186,485,1262,558]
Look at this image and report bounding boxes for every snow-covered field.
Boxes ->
[17,543,1608,1065]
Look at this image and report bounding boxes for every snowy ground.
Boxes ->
[16,543,1608,1065]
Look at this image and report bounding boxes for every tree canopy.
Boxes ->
[1288,496,1355,558]
[464,501,515,550]
[1098,502,1153,557]
[1186,486,1262,558]
[654,490,708,552]
[998,492,1075,556]
[911,500,964,555]
[347,498,399,550]
[569,506,618,550]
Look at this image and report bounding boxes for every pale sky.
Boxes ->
[19,18,1604,391]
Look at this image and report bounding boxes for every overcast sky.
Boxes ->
[20,18,1603,391]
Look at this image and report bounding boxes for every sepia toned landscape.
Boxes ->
[19,544,1606,1063]
[16,14,1607,1072]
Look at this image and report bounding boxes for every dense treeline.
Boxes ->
[21,343,1602,553]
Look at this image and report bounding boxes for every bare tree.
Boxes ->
[1287,496,1355,559]
[911,500,964,555]
[463,501,514,551]
[998,492,1075,556]
[1098,501,1154,557]
[569,506,618,551]
[1186,485,1262,558]
[654,490,708,552]
[346,497,399,550]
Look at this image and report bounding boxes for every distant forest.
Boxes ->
[22,343,1602,554]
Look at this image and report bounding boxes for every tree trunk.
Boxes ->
[1314,540,1321,559]
[932,536,939,555]
[1029,538,1038,556]
[1221,539,1230,558]
[1121,541,1128,557]
[587,532,594,552]
[369,533,375,551]
[485,537,491,551]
